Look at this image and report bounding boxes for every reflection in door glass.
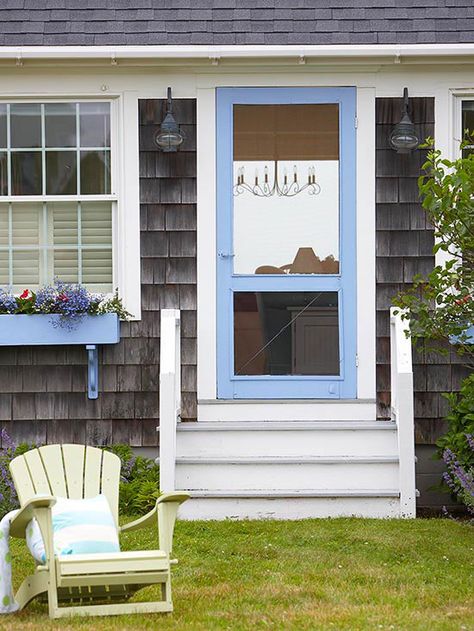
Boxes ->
[234,292,340,376]
[233,104,339,275]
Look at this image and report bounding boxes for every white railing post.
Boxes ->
[390,307,416,518]
[159,309,181,493]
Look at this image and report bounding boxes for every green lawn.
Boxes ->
[3,518,474,630]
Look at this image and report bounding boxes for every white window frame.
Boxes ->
[0,94,141,319]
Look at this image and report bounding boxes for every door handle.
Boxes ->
[217,251,235,258]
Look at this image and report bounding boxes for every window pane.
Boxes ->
[80,102,110,148]
[462,101,474,158]
[0,152,7,195]
[11,152,42,195]
[11,103,41,148]
[234,291,340,376]
[45,103,76,148]
[81,201,112,245]
[46,151,77,195]
[0,104,7,148]
[80,150,111,194]
[12,203,41,246]
[52,249,78,283]
[51,201,77,245]
[13,250,39,286]
[82,249,112,290]
[233,104,339,275]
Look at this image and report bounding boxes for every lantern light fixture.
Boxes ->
[154,87,185,152]
[389,87,419,154]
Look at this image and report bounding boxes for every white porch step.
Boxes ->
[176,458,398,491]
[176,420,398,459]
[178,491,401,520]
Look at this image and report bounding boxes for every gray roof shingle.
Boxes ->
[0,1,473,46]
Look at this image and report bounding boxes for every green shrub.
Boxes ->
[104,444,160,515]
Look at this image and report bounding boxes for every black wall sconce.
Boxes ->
[154,87,185,152]
[389,87,419,154]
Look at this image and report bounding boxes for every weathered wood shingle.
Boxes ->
[375,97,470,444]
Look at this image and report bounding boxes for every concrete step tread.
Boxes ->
[185,489,401,498]
[172,455,399,465]
[178,421,396,432]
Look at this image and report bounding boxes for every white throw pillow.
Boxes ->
[26,494,120,563]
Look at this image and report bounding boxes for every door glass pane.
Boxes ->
[10,103,41,148]
[234,291,339,376]
[462,101,474,158]
[233,104,339,275]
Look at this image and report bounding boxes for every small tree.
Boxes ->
[395,136,474,364]
[394,136,474,513]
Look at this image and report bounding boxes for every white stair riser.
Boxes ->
[178,496,401,520]
[177,429,398,458]
[176,462,399,491]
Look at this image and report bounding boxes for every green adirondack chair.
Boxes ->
[8,444,189,619]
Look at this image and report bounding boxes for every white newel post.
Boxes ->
[159,309,181,493]
[390,308,416,518]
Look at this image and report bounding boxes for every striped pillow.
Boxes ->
[26,494,120,563]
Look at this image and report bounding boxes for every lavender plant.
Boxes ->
[437,374,474,513]
[442,444,474,514]
[0,430,34,518]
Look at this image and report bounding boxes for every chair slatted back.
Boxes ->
[10,444,121,527]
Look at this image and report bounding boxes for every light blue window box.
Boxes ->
[0,313,120,398]
[449,324,474,345]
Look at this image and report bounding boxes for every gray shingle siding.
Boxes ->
[1,1,473,46]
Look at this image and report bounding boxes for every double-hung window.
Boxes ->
[0,101,115,293]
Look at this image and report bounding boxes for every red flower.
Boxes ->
[20,289,30,299]
[58,293,69,302]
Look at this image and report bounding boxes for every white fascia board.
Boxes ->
[2,44,474,64]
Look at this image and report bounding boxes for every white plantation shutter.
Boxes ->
[0,205,8,284]
[51,202,78,282]
[81,202,113,290]
[11,203,41,287]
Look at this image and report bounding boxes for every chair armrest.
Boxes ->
[10,496,56,538]
[120,492,190,534]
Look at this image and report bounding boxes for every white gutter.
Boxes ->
[1,44,474,64]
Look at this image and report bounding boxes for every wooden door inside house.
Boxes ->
[216,87,357,399]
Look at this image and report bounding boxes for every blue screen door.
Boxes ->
[216,87,357,399]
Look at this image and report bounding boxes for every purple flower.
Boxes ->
[0,289,17,314]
